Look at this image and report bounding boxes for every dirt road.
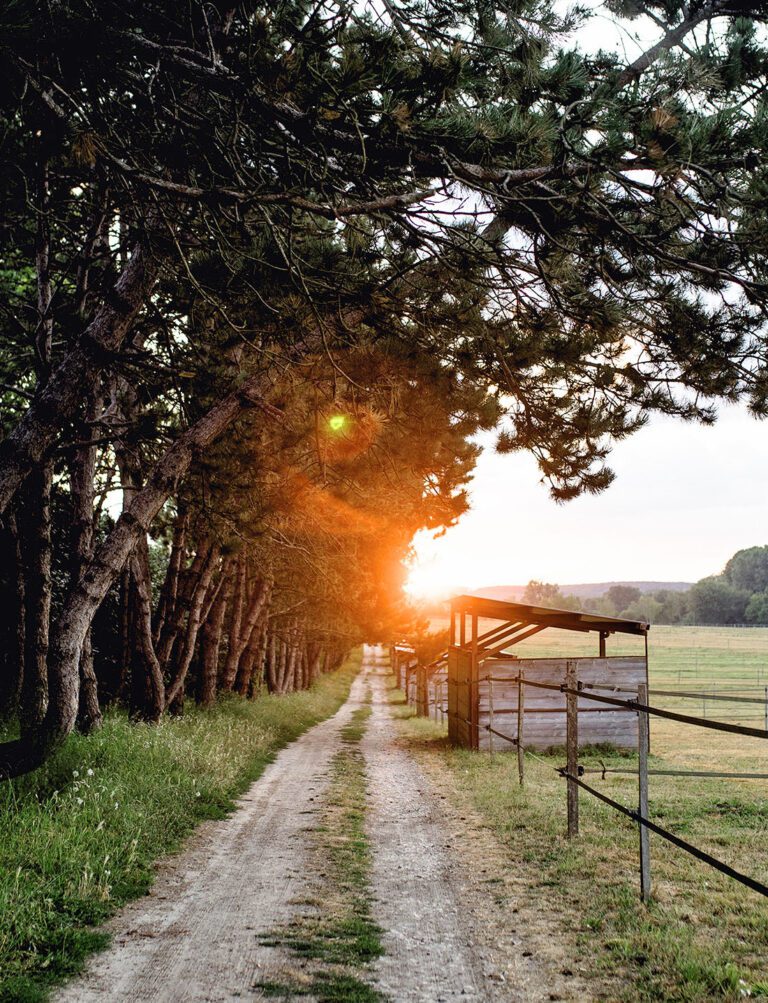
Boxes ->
[55,647,573,1001]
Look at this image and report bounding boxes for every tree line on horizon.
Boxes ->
[2,1,768,779]
[524,545,768,624]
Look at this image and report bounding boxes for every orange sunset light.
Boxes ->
[403,530,476,601]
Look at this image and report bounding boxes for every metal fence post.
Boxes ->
[637,681,651,902]
[566,660,579,839]
[517,670,525,786]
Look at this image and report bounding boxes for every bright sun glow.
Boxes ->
[404,529,477,600]
[328,414,346,432]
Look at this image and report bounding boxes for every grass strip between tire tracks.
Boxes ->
[255,696,386,1002]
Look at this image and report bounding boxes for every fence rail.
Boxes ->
[395,650,768,904]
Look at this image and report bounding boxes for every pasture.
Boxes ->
[410,623,768,998]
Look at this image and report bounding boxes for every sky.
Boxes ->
[405,6,768,598]
[405,406,768,597]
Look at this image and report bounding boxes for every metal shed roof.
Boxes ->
[450,594,649,637]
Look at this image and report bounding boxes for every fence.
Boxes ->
[400,656,768,903]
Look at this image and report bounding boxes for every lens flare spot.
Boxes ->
[329,414,347,432]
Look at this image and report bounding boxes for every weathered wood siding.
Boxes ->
[447,648,473,747]
[404,658,418,704]
[427,664,447,718]
[478,656,646,751]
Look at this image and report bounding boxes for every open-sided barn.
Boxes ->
[446,595,649,751]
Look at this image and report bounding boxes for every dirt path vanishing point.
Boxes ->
[55,647,585,1002]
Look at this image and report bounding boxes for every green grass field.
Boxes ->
[411,624,768,999]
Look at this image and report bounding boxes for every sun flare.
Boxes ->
[404,530,473,601]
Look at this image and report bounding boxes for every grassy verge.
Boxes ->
[391,684,768,1002]
[0,652,362,1003]
[256,701,384,1002]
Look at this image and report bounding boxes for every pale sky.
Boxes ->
[406,7,768,599]
[406,406,768,596]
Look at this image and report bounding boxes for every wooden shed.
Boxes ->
[447,594,649,751]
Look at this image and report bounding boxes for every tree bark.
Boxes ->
[0,240,160,515]
[153,508,188,646]
[233,581,270,697]
[165,544,221,706]
[128,548,166,723]
[18,461,53,734]
[266,632,279,693]
[0,512,25,718]
[69,391,102,734]
[0,373,270,778]
[220,572,269,691]
[156,543,210,670]
[117,566,132,703]
[199,561,233,707]
[16,152,55,735]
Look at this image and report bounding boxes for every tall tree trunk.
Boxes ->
[69,391,102,734]
[275,637,290,695]
[0,512,25,718]
[0,373,271,779]
[253,628,269,697]
[117,567,132,703]
[156,543,210,670]
[165,545,221,707]
[266,632,279,693]
[220,555,245,688]
[153,508,188,645]
[17,151,55,735]
[128,548,166,723]
[307,641,322,687]
[234,613,268,698]
[0,241,160,515]
[18,459,53,737]
[199,561,233,707]
[220,573,270,692]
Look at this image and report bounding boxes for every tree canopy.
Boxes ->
[1,0,768,776]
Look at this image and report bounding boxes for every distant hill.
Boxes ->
[474,581,693,601]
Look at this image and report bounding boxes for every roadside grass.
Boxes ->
[392,676,768,1002]
[255,700,385,1002]
[0,652,362,1003]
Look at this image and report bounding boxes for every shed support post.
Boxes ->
[488,676,494,755]
[565,660,579,839]
[638,681,651,901]
[417,664,428,717]
[517,669,525,785]
[471,614,479,750]
[599,631,608,658]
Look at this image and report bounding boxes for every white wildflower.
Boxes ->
[76,797,84,805]
[87,768,94,777]
[72,770,79,778]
